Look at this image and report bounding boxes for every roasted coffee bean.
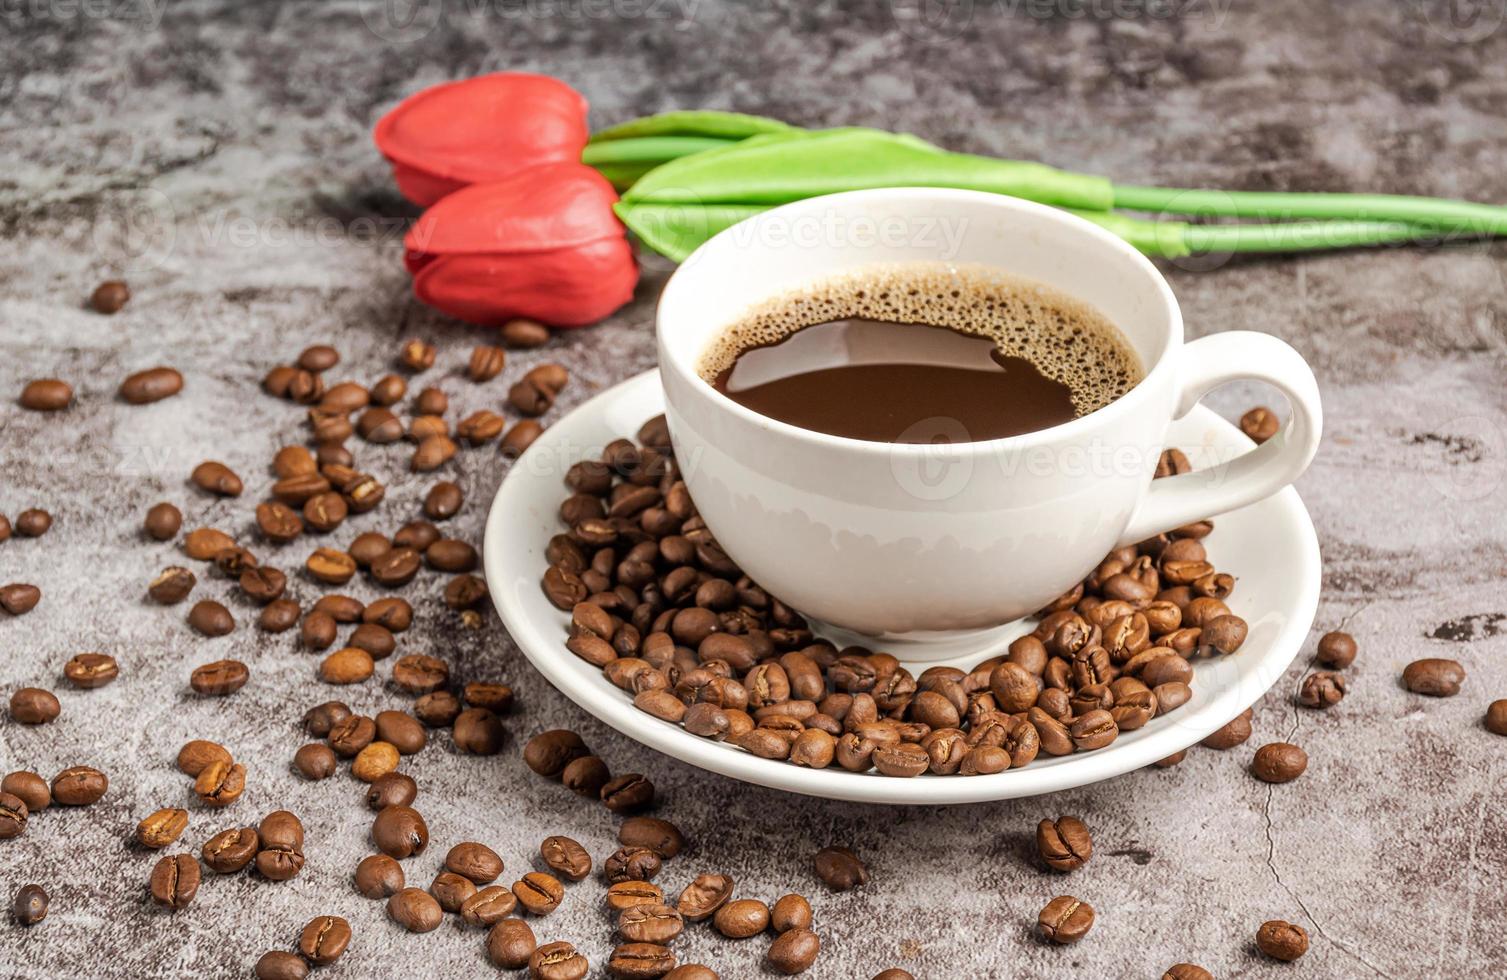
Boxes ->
[136,807,189,849]
[449,707,504,755]
[368,710,422,755]
[329,716,376,759]
[0,793,27,839]
[512,871,565,915]
[194,760,246,807]
[767,928,820,975]
[1162,965,1213,980]
[1298,671,1346,708]
[488,917,538,968]
[144,502,183,541]
[302,492,348,533]
[320,647,374,685]
[370,547,421,587]
[605,846,662,884]
[501,318,551,348]
[771,894,813,933]
[412,433,458,472]
[2,772,49,812]
[365,598,414,635]
[355,854,405,899]
[237,565,285,604]
[19,379,72,411]
[530,941,588,980]
[303,701,350,738]
[369,373,407,407]
[468,344,506,381]
[62,652,117,690]
[299,611,337,651]
[713,899,769,939]
[1316,630,1357,668]
[294,743,337,780]
[560,755,611,798]
[254,951,308,980]
[91,279,130,313]
[1069,709,1118,751]
[609,881,665,912]
[446,841,504,884]
[187,600,234,637]
[392,654,449,694]
[618,817,684,859]
[464,682,514,713]
[1037,815,1092,871]
[620,902,684,944]
[191,460,243,497]
[307,547,357,585]
[1038,895,1094,943]
[388,887,443,932]
[11,687,61,725]
[176,740,231,777]
[0,582,41,615]
[1487,700,1507,736]
[524,730,589,779]
[399,339,436,372]
[609,942,676,979]
[372,805,428,859]
[12,884,47,926]
[272,473,331,506]
[444,574,489,611]
[1240,405,1279,443]
[538,836,591,881]
[149,854,201,910]
[120,367,183,405]
[872,972,914,980]
[347,623,394,660]
[814,846,867,891]
[508,378,553,416]
[254,502,303,544]
[1251,742,1307,783]
[431,870,478,913]
[602,773,655,813]
[1256,919,1309,961]
[52,766,107,805]
[1201,707,1253,749]
[459,885,516,926]
[414,691,461,727]
[501,419,544,458]
[190,659,249,696]
[15,508,51,537]
[201,827,259,873]
[352,741,400,782]
[298,915,351,966]
[213,545,258,576]
[1403,658,1465,697]
[314,593,365,623]
[425,538,478,572]
[366,772,418,811]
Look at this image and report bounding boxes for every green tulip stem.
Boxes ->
[1113,184,1507,237]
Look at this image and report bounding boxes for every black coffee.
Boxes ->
[702,264,1141,443]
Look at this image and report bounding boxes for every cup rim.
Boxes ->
[657,187,1183,456]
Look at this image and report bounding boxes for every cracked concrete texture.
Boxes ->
[2,1,1506,977]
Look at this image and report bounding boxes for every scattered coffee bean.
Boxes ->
[487,917,538,968]
[426,538,478,572]
[430,870,477,913]
[538,836,591,882]
[1403,658,1465,697]
[872,972,914,980]
[90,279,130,313]
[120,367,183,404]
[304,701,352,737]
[351,741,400,782]
[365,598,414,634]
[618,902,684,944]
[366,772,418,811]
[191,460,243,497]
[187,600,234,637]
[0,792,27,840]
[524,730,590,778]
[1486,699,1507,736]
[388,887,443,932]
[412,433,458,471]
[1240,406,1279,443]
[1298,671,1346,708]
[502,318,551,348]
[1256,919,1309,961]
[676,874,733,922]
[1161,965,1213,980]
[508,377,554,416]
[329,715,377,757]
[1316,630,1357,668]
[601,773,655,814]
[259,598,301,632]
[770,894,812,933]
[176,740,231,777]
[375,710,425,754]
[303,492,348,532]
[183,527,234,560]
[313,594,364,622]
[767,927,820,974]
[201,827,259,873]
[63,652,118,689]
[0,583,41,615]
[713,898,769,938]
[307,547,357,585]
[355,853,405,898]
[137,807,189,849]
[531,940,589,980]
[2,772,50,812]
[513,871,565,915]
[20,379,72,411]
[424,481,464,519]
[1037,815,1092,871]
[1038,895,1094,944]
[15,509,51,537]
[609,942,676,978]
[12,884,47,926]
[149,854,201,910]
[469,345,506,381]
[301,611,338,650]
[415,691,461,727]
[460,886,517,927]
[465,682,514,713]
[605,846,662,884]
[294,743,337,780]
[319,647,375,685]
[256,810,306,881]
[392,654,449,695]
[10,688,61,725]
[144,502,183,540]
[446,841,504,884]
[458,410,506,445]
[255,952,308,980]
[194,760,246,807]
[501,420,544,458]
[1201,707,1253,750]
[146,568,197,609]
[814,846,867,891]
[372,805,428,859]
[619,817,684,858]
[52,766,107,805]
[370,547,421,587]
[1251,742,1308,783]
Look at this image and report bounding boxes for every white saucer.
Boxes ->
[483,370,1321,805]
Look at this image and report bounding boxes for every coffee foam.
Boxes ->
[697,262,1143,416]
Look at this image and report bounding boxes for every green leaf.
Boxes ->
[621,128,1115,209]
[614,201,767,262]
[590,110,795,143]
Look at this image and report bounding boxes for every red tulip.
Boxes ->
[374,73,590,206]
[404,162,638,328]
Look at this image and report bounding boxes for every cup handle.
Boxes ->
[1115,331,1323,548]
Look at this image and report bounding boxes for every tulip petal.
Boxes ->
[404,162,626,257]
[374,72,589,206]
[411,238,638,328]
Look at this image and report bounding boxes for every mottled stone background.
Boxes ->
[2,1,1506,977]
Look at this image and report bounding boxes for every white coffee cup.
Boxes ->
[657,188,1320,657]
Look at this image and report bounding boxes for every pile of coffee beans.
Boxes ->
[539,417,1248,778]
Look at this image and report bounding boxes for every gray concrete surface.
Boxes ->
[2,1,1505,976]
